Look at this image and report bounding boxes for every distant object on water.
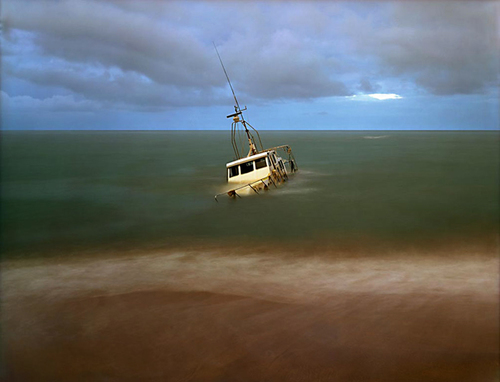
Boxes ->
[213,45,298,201]
[363,135,389,140]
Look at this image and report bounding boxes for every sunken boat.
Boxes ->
[214,47,298,201]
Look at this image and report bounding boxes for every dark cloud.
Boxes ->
[5,65,231,110]
[1,0,498,117]
[348,2,499,95]
[3,1,220,87]
[1,0,356,112]
[358,78,381,93]
[1,91,101,112]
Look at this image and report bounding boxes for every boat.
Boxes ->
[214,46,298,201]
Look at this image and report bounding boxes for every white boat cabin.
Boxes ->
[226,150,287,184]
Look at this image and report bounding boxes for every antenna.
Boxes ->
[213,43,263,158]
[213,42,241,112]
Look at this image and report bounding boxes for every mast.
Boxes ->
[214,43,262,158]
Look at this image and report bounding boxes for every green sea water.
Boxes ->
[1,130,499,257]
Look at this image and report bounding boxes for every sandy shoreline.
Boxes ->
[2,247,499,381]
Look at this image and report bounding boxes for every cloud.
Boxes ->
[358,78,381,93]
[368,93,402,101]
[5,63,230,110]
[2,0,219,87]
[345,93,402,102]
[1,0,498,120]
[2,0,352,110]
[234,29,350,99]
[347,2,499,95]
[1,90,101,112]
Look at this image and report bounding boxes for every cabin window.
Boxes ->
[240,161,254,174]
[255,157,267,169]
[228,165,239,178]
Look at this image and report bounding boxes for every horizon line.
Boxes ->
[3,129,499,132]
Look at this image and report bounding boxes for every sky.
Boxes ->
[1,0,499,130]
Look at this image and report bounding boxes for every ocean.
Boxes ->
[1,130,498,256]
[1,130,499,381]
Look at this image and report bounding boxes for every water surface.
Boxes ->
[1,130,498,257]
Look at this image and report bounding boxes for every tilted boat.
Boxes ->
[214,46,298,201]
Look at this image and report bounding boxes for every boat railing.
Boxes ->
[261,145,298,173]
